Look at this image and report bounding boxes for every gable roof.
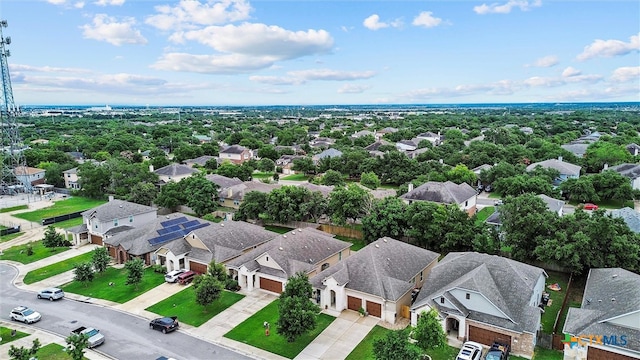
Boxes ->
[314,148,343,160]
[310,237,439,302]
[609,163,640,179]
[298,182,334,197]
[184,155,215,166]
[13,166,45,175]
[364,139,392,151]
[563,268,640,353]
[226,228,351,278]
[219,181,282,200]
[412,252,547,334]
[81,199,156,222]
[399,181,477,205]
[220,144,248,154]
[154,163,200,177]
[537,194,565,214]
[526,158,581,176]
[610,207,640,233]
[561,143,589,158]
[205,174,243,189]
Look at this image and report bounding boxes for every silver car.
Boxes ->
[37,287,65,301]
[10,306,41,324]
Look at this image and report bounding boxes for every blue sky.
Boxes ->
[0,0,638,106]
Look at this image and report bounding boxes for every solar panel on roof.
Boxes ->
[180,219,200,229]
[160,216,188,227]
[157,225,182,235]
[148,231,185,245]
[181,222,210,234]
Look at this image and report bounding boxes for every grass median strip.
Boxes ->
[0,326,29,345]
[146,286,244,327]
[62,266,165,303]
[23,252,94,285]
[224,299,335,359]
[0,241,69,264]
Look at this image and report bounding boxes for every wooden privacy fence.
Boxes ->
[317,224,363,239]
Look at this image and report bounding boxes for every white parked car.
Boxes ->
[456,341,484,360]
[10,306,41,324]
[164,269,186,283]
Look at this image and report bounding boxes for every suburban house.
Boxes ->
[66,151,85,162]
[610,207,640,234]
[216,181,281,209]
[526,157,581,185]
[563,268,640,360]
[411,252,548,358]
[626,143,640,157]
[312,148,343,165]
[561,143,590,158]
[205,174,243,189]
[63,167,81,190]
[415,131,442,146]
[13,166,46,188]
[396,140,418,152]
[153,163,200,184]
[219,145,252,164]
[375,127,398,140]
[310,137,336,149]
[486,194,565,227]
[184,155,216,168]
[351,130,375,138]
[399,181,478,215]
[193,134,212,144]
[310,237,439,324]
[225,228,352,294]
[609,164,640,190]
[298,182,334,198]
[68,199,158,247]
[275,155,304,175]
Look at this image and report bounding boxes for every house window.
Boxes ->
[266,256,269,262]
[95,224,98,229]
[129,215,133,223]
[465,200,468,207]
[339,251,342,261]
[113,219,118,226]
[440,297,445,304]
[420,271,423,281]
[466,293,470,300]
[321,263,330,271]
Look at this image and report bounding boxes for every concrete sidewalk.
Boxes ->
[0,320,113,359]
[295,310,378,360]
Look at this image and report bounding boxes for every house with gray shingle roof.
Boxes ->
[219,144,252,164]
[68,199,158,247]
[184,155,216,168]
[563,268,640,360]
[400,181,478,215]
[411,252,547,358]
[609,163,640,190]
[610,207,640,233]
[561,143,590,158]
[154,163,200,183]
[217,181,282,209]
[626,143,640,157]
[312,148,343,165]
[205,174,243,189]
[310,237,439,324]
[226,228,352,294]
[526,157,581,185]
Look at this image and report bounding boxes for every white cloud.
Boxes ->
[249,76,304,85]
[610,66,640,83]
[474,0,542,15]
[288,69,376,81]
[412,11,443,28]
[527,55,558,68]
[74,2,85,8]
[338,84,371,94]
[46,0,67,4]
[363,14,402,30]
[561,66,581,77]
[81,14,147,46]
[151,53,273,74]
[576,33,640,61]
[94,0,124,6]
[145,0,252,31]
[10,64,92,74]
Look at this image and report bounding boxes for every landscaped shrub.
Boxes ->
[151,264,166,273]
[225,278,240,291]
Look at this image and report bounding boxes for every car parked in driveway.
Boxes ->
[150,316,179,334]
[165,269,186,283]
[484,341,510,360]
[10,306,41,324]
[581,203,598,210]
[456,341,484,360]
[37,287,64,301]
[176,270,196,285]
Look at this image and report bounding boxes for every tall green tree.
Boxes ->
[65,332,89,360]
[43,225,68,248]
[128,182,158,206]
[373,329,421,360]
[91,247,110,273]
[8,339,41,360]
[360,171,381,190]
[235,191,269,221]
[362,197,408,243]
[192,274,224,311]
[328,184,372,225]
[277,273,318,342]
[125,258,144,290]
[74,262,95,287]
[412,309,446,350]
[156,181,187,211]
[184,175,219,217]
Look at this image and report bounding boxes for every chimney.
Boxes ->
[108,195,114,202]
[557,156,563,162]
[227,188,233,198]
[408,183,414,192]
[603,163,608,171]
[439,159,444,164]
[149,164,154,173]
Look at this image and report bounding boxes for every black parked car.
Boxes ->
[149,316,179,334]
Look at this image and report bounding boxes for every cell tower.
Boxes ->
[1,20,27,194]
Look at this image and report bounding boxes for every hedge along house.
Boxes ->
[309,237,439,324]
[225,228,352,294]
[68,198,158,247]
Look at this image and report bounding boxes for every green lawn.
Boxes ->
[345,326,389,360]
[146,286,244,326]
[264,225,294,234]
[0,204,28,213]
[1,231,24,243]
[12,197,106,223]
[224,300,335,359]
[34,343,76,360]
[335,235,367,251]
[23,252,95,285]
[62,267,165,303]
[475,206,495,225]
[425,345,461,360]
[252,172,275,179]
[52,217,85,229]
[0,241,70,264]
[280,174,310,181]
[0,326,29,345]
[532,346,563,360]
[541,270,571,334]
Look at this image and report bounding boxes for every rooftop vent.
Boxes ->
[612,274,618,278]
[375,244,379,248]
[292,231,296,235]
[279,247,283,251]
[383,238,387,243]
[611,298,616,302]
[220,223,224,227]
[309,259,313,263]
[283,235,287,238]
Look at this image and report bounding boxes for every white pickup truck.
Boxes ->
[71,326,105,348]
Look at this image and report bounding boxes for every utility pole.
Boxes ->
[1,20,27,195]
